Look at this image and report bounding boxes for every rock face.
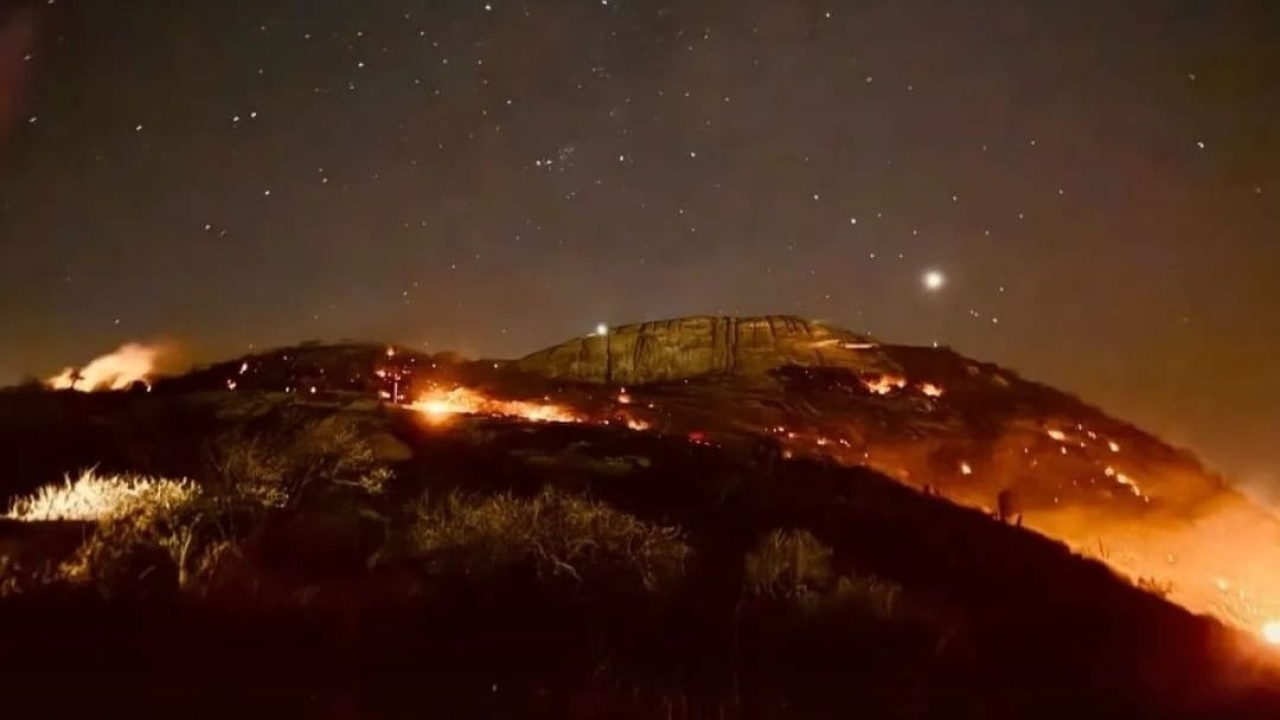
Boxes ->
[516,315,900,385]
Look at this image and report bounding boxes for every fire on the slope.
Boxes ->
[47,342,172,392]
[411,386,584,425]
[408,382,666,430]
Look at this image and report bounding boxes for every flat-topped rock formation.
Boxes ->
[515,315,901,385]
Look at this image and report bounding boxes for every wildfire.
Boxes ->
[863,375,908,395]
[47,343,168,392]
[411,386,582,425]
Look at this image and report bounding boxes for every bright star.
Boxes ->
[923,270,946,291]
[595,323,609,336]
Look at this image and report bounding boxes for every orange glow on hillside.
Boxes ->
[863,375,908,395]
[47,343,169,392]
[411,386,583,425]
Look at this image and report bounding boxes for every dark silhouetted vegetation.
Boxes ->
[0,390,1278,720]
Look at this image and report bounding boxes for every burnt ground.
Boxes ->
[0,390,1278,719]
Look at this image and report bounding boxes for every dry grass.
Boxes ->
[5,469,199,523]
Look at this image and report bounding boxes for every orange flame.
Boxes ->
[411,386,582,425]
[47,343,168,392]
[863,375,908,395]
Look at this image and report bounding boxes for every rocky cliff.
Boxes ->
[515,315,901,385]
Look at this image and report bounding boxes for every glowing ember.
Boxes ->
[411,387,582,425]
[959,462,973,476]
[1108,440,1121,453]
[919,382,945,398]
[863,375,908,395]
[1114,471,1146,499]
[47,343,167,392]
[1046,429,1067,441]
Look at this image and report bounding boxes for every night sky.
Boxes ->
[0,1,1276,484]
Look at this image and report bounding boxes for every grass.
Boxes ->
[5,469,199,523]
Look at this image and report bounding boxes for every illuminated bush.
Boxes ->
[744,529,836,599]
[410,488,691,593]
[204,409,391,508]
[4,470,266,598]
[744,529,901,617]
[5,469,199,523]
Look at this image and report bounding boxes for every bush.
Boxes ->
[5,470,265,598]
[0,556,62,598]
[58,513,186,599]
[744,529,901,618]
[203,408,391,508]
[744,529,835,600]
[410,488,691,594]
[1135,576,1173,600]
[827,573,901,618]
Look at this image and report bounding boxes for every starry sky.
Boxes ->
[0,0,1277,484]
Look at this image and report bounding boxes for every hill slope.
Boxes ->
[1,395,1279,719]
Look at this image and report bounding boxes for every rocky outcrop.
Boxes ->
[516,315,901,385]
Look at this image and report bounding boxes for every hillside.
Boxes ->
[3,314,1280,717]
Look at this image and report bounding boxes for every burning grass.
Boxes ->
[46,342,175,392]
[411,386,583,425]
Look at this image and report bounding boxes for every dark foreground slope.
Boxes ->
[0,391,1279,719]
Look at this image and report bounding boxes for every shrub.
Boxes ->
[58,513,185,599]
[744,529,901,618]
[410,488,691,594]
[203,409,391,508]
[1135,576,1173,600]
[0,556,62,598]
[828,573,901,618]
[744,529,835,600]
[5,470,269,598]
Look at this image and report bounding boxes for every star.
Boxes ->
[923,270,947,292]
